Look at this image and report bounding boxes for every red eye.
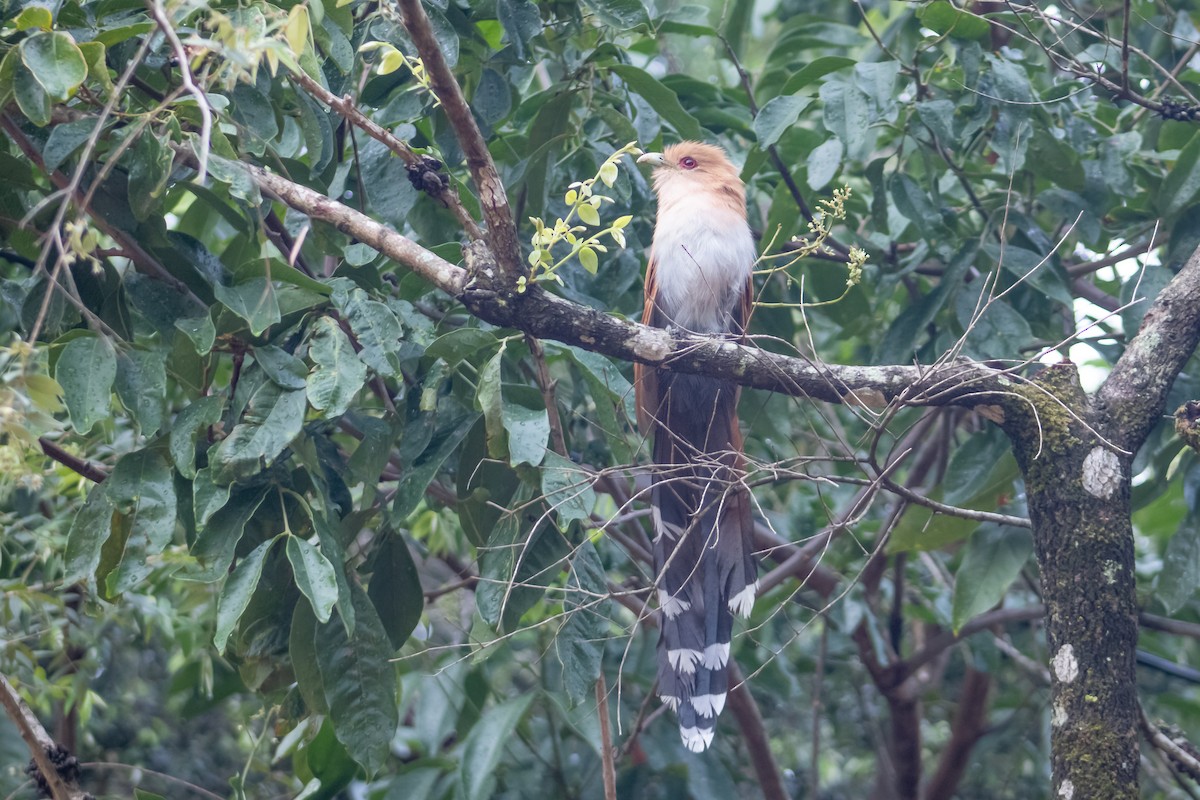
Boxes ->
[679,156,698,170]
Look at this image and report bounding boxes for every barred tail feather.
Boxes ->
[648,371,758,752]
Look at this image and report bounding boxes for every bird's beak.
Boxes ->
[637,152,668,168]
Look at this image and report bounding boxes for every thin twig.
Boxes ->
[148,0,212,182]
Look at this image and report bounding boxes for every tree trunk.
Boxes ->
[1003,362,1139,799]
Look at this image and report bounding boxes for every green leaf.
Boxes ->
[306,316,367,418]
[556,540,609,705]
[115,348,167,436]
[19,31,87,100]
[477,349,505,460]
[43,118,99,173]
[55,334,116,434]
[311,509,356,636]
[286,535,339,623]
[315,584,398,776]
[1159,130,1200,219]
[424,327,499,367]
[955,283,1033,359]
[576,202,600,226]
[475,490,569,631]
[192,466,231,532]
[917,1,991,42]
[12,7,52,31]
[582,0,648,29]
[457,418,522,547]
[497,0,541,58]
[779,55,856,94]
[127,131,173,220]
[501,391,548,467]
[754,94,810,147]
[290,602,328,714]
[943,429,1011,506]
[891,174,938,235]
[459,696,533,800]
[541,451,594,527]
[951,525,1033,632]
[610,64,703,140]
[188,486,268,581]
[214,537,278,653]
[169,395,225,479]
[390,407,477,521]
[134,790,167,800]
[1158,464,1200,612]
[876,243,975,365]
[578,244,597,272]
[214,278,281,336]
[1158,520,1200,613]
[889,450,1019,553]
[13,65,50,126]
[102,448,178,594]
[78,41,111,92]
[209,383,307,483]
[255,345,308,390]
[474,68,512,124]
[332,285,407,376]
[1027,130,1085,192]
[820,80,870,161]
[367,533,424,650]
[175,312,216,355]
[806,137,843,190]
[64,486,115,583]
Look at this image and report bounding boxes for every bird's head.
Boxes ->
[637,141,746,216]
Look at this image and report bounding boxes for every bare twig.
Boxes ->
[148,0,212,182]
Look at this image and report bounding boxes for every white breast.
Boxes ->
[652,198,755,333]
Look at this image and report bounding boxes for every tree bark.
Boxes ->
[1002,362,1139,799]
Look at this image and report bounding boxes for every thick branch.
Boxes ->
[0,673,89,800]
[397,0,522,276]
[211,148,1018,410]
[1097,242,1200,450]
[199,151,468,294]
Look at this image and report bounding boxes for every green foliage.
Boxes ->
[2,0,1200,798]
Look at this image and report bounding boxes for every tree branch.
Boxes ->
[288,70,484,240]
[197,147,1033,427]
[1097,242,1200,451]
[39,438,108,484]
[0,673,90,800]
[397,0,522,275]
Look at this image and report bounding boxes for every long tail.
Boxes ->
[648,370,758,753]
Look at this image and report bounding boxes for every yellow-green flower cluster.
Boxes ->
[519,142,642,292]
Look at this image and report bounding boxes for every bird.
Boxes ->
[634,142,759,753]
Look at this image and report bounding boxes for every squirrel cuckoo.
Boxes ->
[634,142,759,752]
